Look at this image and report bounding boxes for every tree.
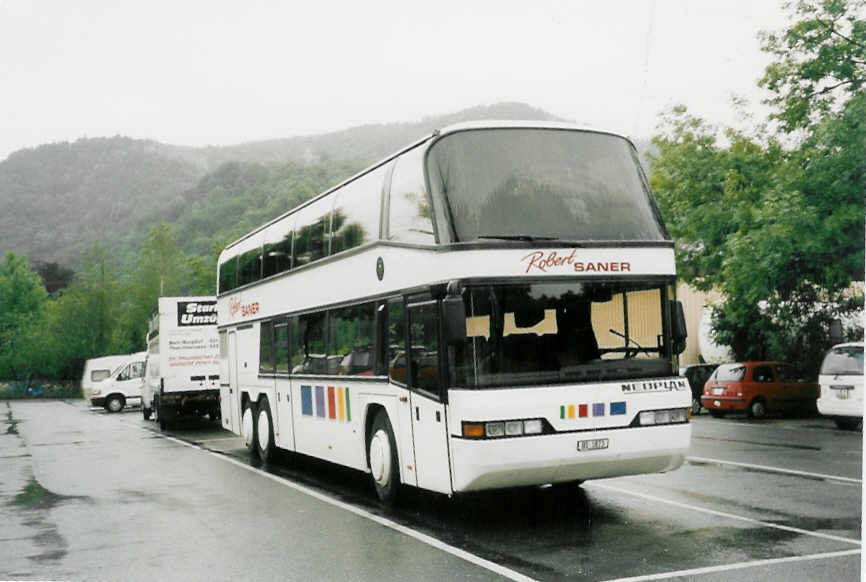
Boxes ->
[0,252,48,380]
[113,223,193,351]
[649,0,865,374]
[759,0,866,132]
[43,242,120,379]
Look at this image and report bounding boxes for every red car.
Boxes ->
[700,361,818,419]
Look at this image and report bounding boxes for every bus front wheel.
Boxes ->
[368,411,399,505]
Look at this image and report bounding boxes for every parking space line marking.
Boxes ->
[696,418,863,435]
[135,425,537,582]
[687,455,862,484]
[589,483,861,546]
[597,548,861,582]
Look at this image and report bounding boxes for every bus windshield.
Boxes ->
[452,281,673,388]
[427,129,668,243]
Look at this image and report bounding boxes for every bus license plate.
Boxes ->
[577,438,609,452]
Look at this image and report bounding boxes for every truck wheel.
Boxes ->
[155,396,167,430]
[105,395,125,413]
[367,410,399,505]
[242,400,259,458]
[256,397,275,463]
[142,406,152,420]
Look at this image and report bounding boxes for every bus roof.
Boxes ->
[220,121,634,255]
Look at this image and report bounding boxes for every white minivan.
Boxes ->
[89,352,147,413]
[81,354,133,400]
[817,341,863,430]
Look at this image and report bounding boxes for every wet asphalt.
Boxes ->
[0,399,861,582]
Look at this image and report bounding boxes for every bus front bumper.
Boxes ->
[449,423,690,493]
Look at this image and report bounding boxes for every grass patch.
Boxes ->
[13,478,66,509]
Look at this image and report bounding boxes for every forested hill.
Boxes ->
[0,137,205,267]
[0,102,654,268]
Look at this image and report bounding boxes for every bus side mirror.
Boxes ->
[671,300,687,355]
[442,295,467,345]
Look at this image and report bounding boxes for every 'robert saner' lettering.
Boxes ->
[522,250,631,274]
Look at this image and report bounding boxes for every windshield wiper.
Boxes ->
[476,235,559,242]
[609,328,651,359]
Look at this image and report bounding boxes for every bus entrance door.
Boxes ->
[226,331,239,432]
[408,301,452,495]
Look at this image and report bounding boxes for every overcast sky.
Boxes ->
[0,0,791,161]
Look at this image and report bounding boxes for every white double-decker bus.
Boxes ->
[216,121,691,503]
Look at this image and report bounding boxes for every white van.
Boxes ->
[81,354,134,400]
[817,341,863,430]
[89,352,147,413]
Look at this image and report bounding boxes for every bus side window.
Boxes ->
[274,321,290,373]
[408,301,440,397]
[237,246,263,287]
[294,200,332,268]
[332,166,386,254]
[259,321,274,374]
[292,312,326,374]
[387,298,407,384]
[330,303,375,376]
[387,146,435,244]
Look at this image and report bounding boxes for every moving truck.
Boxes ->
[88,352,147,412]
[142,297,220,429]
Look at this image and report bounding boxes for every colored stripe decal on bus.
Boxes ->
[579,404,588,418]
[610,401,627,415]
[315,386,325,417]
[301,385,312,416]
[327,386,336,419]
[345,387,351,421]
[567,404,575,419]
[592,403,605,417]
[338,388,345,421]
[560,405,565,419]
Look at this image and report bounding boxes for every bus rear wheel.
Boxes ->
[368,411,399,505]
[242,400,259,458]
[256,397,274,462]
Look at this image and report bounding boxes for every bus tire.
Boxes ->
[242,400,259,458]
[368,410,399,505]
[835,417,862,431]
[142,406,152,420]
[256,397,275,463]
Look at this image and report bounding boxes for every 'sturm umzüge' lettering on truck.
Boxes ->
[215,121,691,504]
[142,297,221,429]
